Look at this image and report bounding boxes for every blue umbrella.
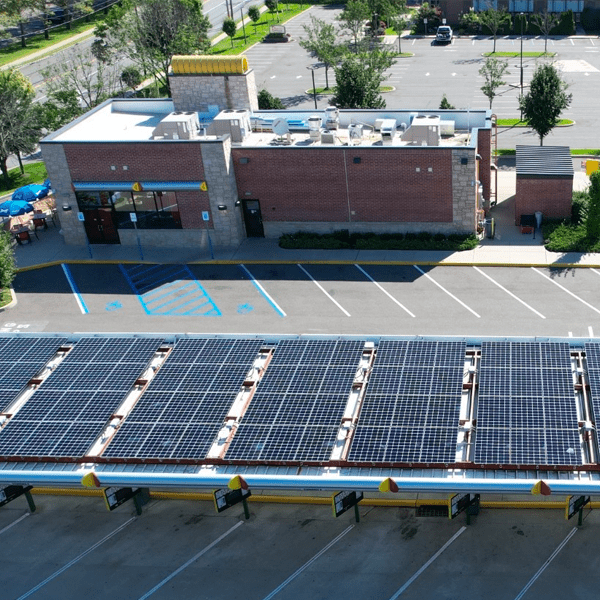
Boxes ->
[11,184,48,203]
[0,199,35,217]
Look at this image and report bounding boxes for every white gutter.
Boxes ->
[1,470,600,495]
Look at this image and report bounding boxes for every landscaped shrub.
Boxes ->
[581,7,600,32]
[279,231,479,251]
[572,190,589,225]
[553,10,575,35]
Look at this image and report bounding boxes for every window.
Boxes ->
[77,190,182,230]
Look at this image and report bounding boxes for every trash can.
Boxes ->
[535,211,543,229]
[484,217,495,239]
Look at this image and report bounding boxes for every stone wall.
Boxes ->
[451,148,478,233]
[40,143,87,245]
[170,70,258,113]
[201,137,245,246]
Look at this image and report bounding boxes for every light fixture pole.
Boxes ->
[520,12,524,120]
[307,66,317,109]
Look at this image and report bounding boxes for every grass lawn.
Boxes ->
[0,287,12,309]
[483,51,554,57]
[211,4,308,55]
[0,163,48,197]
[0,15,107,68]
[496,118,573,127]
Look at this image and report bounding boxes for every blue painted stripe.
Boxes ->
[148,288,200,312]
[143,282,195,304]
[119,264,151,315]
[238,264,286,317]
[61,264,89,315]
[183,265,221,316]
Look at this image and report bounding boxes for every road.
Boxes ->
[7,263,600,338]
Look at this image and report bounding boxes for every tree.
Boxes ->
[53,0,93,31]
[531,8,560,54]
[42,46,123,110]
[439,94,454,109]
[0,231,16,295]
[0,0,45,48]
[300,16,345,90]
[265,0,279,22]
[222,16,237,48]
[32,88,83,133]
[479,6,510,53]
[248,5,261,32]
[121,66,143,92]
[337,0,370,48]
[332,49,395,108]
[587,171,600,240]
[0,69,40,187]
[101,0,210,96]
[519,63,572,145]
[479,57,509,109]
[258,89,285,109]
[413,2,439,34]
[388,13,407,53]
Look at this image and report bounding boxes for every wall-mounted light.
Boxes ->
[235,200,241,207]
[123,165,129,170]
[353,157,361,164]
[239,157,249,164]
[62,204,72,212]
[110,165,116,171]
[461,157,469,165]
[218,204,227,211]
[476,154,482,161]
[244,191,252,196]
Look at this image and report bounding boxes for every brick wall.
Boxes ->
[63,142,206,182]
[231,147,455,224]
[515,176,573,224]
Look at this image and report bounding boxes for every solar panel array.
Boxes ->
[475,342,580,465]
[0,337,66,412]
[584,343,600,457]
[226,340,365,462]
[0,338,162,457]
[348,340,466,463]
[103,338,264,460]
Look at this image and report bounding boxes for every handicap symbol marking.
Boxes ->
[237,303,254,314]
[105,301,123,312]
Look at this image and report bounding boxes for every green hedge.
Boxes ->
[582,7,600,32]
[279,230,479,251]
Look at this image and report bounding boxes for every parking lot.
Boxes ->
[6,262,600,338]
[1,493,597,600]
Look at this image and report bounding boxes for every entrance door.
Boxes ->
[83,208,120,244]
[242,200,264,237]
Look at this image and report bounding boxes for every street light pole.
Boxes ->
[520,12,524,120]
[307,66,317,109]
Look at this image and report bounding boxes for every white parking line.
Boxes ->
[16,517,136,600]
[240,264,286,317]
[387,526,467,599]
[590,268,600,278]
[532,267,600,316]
[355,264,415,317]
[262,525,354,600]
[0,512,29,536]
[513,527,578,600]
[413,266,480,318]
[138,521,244,599]
[473,267,545,318]
[297,264,351,316]
[590,326,595,337]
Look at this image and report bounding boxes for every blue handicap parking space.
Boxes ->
[119,264,221,316]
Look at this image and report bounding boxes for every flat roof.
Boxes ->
[516,145,574,177]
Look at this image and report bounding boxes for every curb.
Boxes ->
[0,287,17,311]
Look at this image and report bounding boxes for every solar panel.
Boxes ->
[0,337,67,412]
[226,340,365,462]
[103,338,264,460]
[474,342,580,466]
[348,340,466,464]
[0,337,163,458]
[584,343,600,458]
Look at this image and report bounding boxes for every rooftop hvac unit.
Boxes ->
[308,115,322,141]
[348,124,363,145]
[151,111,201,140]
[321,131,335,144]
[324,106,339,130]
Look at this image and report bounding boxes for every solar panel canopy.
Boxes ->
[474,342,580,466]
[0,338,162,458]
[0,336,66,412]
[226,340,365,462]
[348,340,466,464]
[584,343,600,457]
[103,338,264,460]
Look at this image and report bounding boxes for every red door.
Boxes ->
[83,209,120,244]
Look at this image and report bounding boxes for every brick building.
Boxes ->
[515,145,574,224]
[41,56,493,249]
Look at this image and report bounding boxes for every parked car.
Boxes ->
[435,25,453,44]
